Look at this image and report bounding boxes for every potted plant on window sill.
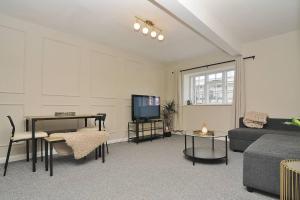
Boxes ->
[162,100,176,137]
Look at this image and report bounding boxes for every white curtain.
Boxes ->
[234,56,246,127]
[173,69,183,130]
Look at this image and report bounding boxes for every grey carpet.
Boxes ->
[0,135,278,200]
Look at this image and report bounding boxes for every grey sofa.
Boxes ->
[229,117,300,152]
[228,117,300,195]
[244,134,300,195]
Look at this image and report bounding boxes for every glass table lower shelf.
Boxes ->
[181,130,228,165]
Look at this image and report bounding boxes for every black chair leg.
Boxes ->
[95,149,98,160]
[26,140,29,162]
[102,143,105,163]
[98,146,101,158]
[40,139,43,162]
[3,140,13,176]
[45,140,48,171]
[50,143,53,176]
[106,142,109,154]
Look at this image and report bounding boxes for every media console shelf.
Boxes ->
[128,120,165,143]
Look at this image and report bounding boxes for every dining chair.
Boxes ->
[98,113,109,154]
[3,116,48,176]
[78,113,109,154]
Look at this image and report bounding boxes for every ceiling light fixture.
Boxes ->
[133,16,165,41]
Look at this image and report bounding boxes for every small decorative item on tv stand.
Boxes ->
[186,100,192,105]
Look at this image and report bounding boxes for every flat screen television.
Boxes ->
[132,95,160,121]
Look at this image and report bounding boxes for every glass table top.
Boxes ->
[173,130,228,138]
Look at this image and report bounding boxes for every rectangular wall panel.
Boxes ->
[42,38,81,96]
[90,51,121,98]
[122,60,163,97]
[0,26,25,93]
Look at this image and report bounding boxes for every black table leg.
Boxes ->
[35,139,37,163]
[192,136,195,166]
[26,140,29,162]
[150,123,153,142]
[95,148,98,160]
[225,136,228,165]
[50,143,53,176]
[32,120,36,172]
[184,134,187,151]
[45,141,48,171]
[98,146,101,158]
[25,119,29,131]
[98,119,102,131]
[127,123,130,142]
[84,118,87,127]
[41,139,43,162]
[106,142,109,154]
[136,121,139,144]
[102,143,105,163]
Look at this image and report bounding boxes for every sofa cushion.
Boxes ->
[239,117,300,131]
[229,128,300,141]
[245,134,300,158]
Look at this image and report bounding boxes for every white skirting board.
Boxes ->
[0,138,128,164]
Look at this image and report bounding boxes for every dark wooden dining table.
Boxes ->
[25,114,104,172]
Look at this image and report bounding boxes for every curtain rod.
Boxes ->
[180,56,255,72]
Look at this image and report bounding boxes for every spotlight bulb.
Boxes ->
[142,27,149,35]
[150,31,157,38]
[158,34,164,41]
[133,22,141,31]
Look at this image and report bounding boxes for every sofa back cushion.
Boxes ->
[239,117,300,132]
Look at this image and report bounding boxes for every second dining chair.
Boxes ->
[3,115,48,176]
[78,113,109,154]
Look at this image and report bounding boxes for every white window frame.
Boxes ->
[186,68,235,106]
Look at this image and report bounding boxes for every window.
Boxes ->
[185,69,235,105]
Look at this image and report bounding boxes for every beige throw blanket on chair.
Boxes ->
[51,131,109,159]
[243,111,268,128]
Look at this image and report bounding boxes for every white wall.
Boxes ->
[166,30,300,133]
[243,30,300,117]
[0,14,166,160]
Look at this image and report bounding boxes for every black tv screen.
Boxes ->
[132,95,160,121]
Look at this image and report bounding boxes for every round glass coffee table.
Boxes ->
[180,130,228,166]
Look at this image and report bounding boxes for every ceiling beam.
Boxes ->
[149,0,242,56]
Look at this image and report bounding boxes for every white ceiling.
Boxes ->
[0,0,220,64]
[179,0,300,43]
[0,0,299,63]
